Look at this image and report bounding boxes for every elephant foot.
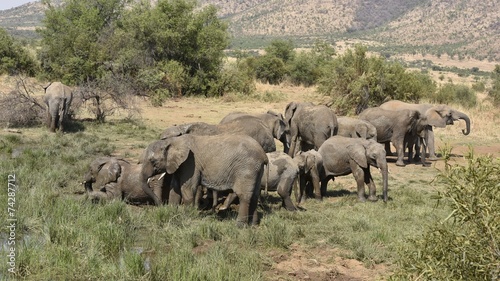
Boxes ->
[284,205,298,212]
[395,161,406,167]
[358,196,367,203]
[413,156,421,162]
[422,162,431,167]
[428,155,439,161]
[367,195,378,202]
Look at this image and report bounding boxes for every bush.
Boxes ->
[392,148,500,280]
[0,78,45,127]
[0,28,38,76]
[488,65,500,106]
[432,83,477,108]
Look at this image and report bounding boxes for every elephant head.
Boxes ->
[83,157,124,193]
[294,150,323,200]
[358,140,388,202]
[424,105,470,135]
[140,139,193,205]
[160,122,219,140]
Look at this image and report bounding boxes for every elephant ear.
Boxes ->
[285,102,298,124]
[165,142,191,174]
[273,119,287,139]
[106,159,122,182]
[347,144,368,168]
[425,107,448,128]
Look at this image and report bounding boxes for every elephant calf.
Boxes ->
[318,136,389,202]
[83,157,167,204]
[337,116,377,140]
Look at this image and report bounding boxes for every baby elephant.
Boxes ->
[219,151,321,211]
[83,157,167,204]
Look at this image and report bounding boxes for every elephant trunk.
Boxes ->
[310,163,321,200]
[83,172,94,192]
[456,112,470,135]
[140,162,162,206]
[379,161,389,203]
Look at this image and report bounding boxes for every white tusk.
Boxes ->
[158,172,166,181]
[147,178,152,184]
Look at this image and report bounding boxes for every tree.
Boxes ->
[0,28,38,76]
[488,65,500,106]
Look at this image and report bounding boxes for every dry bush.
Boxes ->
[0,77,45,128]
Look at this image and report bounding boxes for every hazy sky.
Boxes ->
[0,0,37,11]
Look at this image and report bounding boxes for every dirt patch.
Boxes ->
[265,244,388,281]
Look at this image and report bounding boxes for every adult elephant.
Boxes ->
[359,107,424,167]
[284,102,338,156]
[140,134,268,226]
[43,82,73,132]
[220,150,322,211]
[337,116,377,140]
[83,157,168,204]
[380,100,471,160]
[317,136,388,202]
[160,118,276,153]
[219,110,290,153]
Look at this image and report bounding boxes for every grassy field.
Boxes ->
[1,80,499,280]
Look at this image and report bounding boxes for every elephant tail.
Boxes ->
[263,162,269,197]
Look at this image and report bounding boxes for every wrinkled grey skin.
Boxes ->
[219,110,290,153]
[318,136,388,202]
[359,107,425,167]
[43,82,73,132]
[160,118,277,153]
[380,100,471,160]
[83,157,167,204]
[284,102,338,156]
[219,151,321,211]
[140,134,268,226]
[293,150,323,204]
[337,116,377,140]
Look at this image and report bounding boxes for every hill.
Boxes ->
[0,0,499,61]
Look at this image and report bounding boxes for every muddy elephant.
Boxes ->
[359,107,425,167]
[380,100,471,160]
[337,116,377,140]
[160,118,276,153]
[83,157,167,204]
[43,82,73,132]
[140,134,268,226]
[284,102,338,156]
[219,110,290,153]
[219,150,321,211]
[318,136,388,202]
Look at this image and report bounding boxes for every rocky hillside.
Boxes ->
[1,0,499,60]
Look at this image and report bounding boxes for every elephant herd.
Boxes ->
[83,100,471,226]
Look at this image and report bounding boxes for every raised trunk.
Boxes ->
[457,112,471,135]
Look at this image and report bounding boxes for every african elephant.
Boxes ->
[380,100,471,160]
[43,82,73,132]
[284,102,338,156]
[359,107,425,166]
[293,150,323,204]
[160,118,276,153]
[83,157,167,204]
[219,150,321,211]
[140,134,268,226]
[219,110,290,153]
[337,116,377,140]
[318,136,388,202]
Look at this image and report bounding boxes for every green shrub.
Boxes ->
[391,148,500,280]
[432,83,477,108]
[488,65,500,106]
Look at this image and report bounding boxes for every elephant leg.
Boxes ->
[427,128,438,160]
[364,169,378,202]
[393,138,406,167]
[351,163,367,202]
[277,178,297,211]
[219,192,237,211]
[168,177,182,205]
[384,142,393,156]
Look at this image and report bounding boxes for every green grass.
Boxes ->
[0,121,455,280]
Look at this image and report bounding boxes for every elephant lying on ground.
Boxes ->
[359,107,425,166]
[160,117,277,152]
[380,100,471,160]
[337,116,377,140]
[219,150,322,211]
[219,110,290,153]
[83,157,167,204]
[285,102,338,156]
[140,134,268,226]
[317,136,388,202]
[43,82,73,132]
